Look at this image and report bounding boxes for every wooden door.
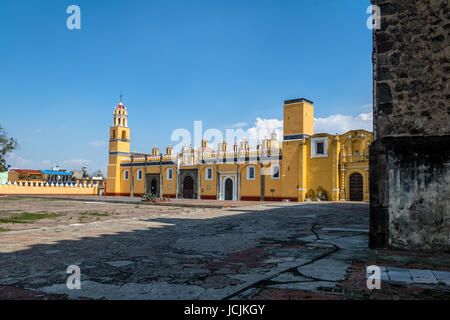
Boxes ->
[183,176,194,199]
[349,173,363,201]
[224,178,233,200]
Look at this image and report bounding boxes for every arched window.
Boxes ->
[122,131,126,140]
[112,130,116,139]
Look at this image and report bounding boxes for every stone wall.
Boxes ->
[370,0,450,250]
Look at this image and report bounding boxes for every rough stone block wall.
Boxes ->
[370,0,450,250]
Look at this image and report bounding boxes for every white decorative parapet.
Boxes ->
[0,181,98,196]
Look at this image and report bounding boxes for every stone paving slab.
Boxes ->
[298,258,350,282]
[1,198,449,300]
[410,269,439,284]
[387,271,413,283]
[365,266,448,286]
[433,271,450,281]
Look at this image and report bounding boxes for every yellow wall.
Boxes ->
[283,101,314,136]
[305,135,337,201]
[161,165,177,197]
[200,165,217,198]
[239,164,261,199]
[281,140,300,200]
[0,183,98,196]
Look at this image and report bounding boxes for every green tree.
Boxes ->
[0,125,18,172]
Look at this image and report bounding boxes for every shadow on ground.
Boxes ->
[0,202,448,300]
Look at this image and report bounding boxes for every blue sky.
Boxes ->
[0,0,373,174]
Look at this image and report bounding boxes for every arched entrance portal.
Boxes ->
[150,179,158,195]
[349,173,363,201]
[224,178,233,201]
[183,176,194,199]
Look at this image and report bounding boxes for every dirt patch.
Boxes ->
[0,198,191,232]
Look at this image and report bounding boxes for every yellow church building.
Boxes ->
[106,98,372,202]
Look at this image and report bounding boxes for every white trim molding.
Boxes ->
[218,174,237,201]
[311,137,328,158]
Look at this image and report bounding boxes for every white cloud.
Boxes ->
[243,112,373,146]
[88,140,107,147]
[246,118,283,145]
[314,112,373,134]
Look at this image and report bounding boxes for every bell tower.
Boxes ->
[106,98,131,195]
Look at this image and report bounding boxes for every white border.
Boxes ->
[218,174,237,200]
[311,137,328,158]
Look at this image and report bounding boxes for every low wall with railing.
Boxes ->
[0,182,98,196]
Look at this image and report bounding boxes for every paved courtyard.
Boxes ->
[0,196,449,300]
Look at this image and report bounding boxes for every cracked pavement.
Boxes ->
[0,198,449,300]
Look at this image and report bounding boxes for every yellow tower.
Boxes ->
[106,98,130,196]
[281,98,314,201]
